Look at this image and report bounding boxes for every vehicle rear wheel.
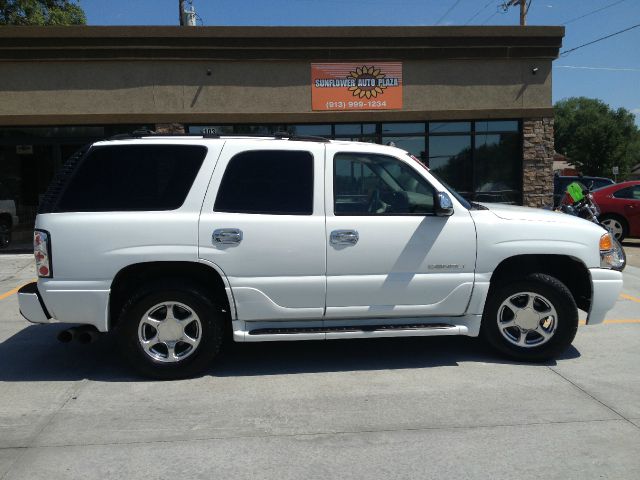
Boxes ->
[0,219,11,249]
[481,273,578,362]
[118,282,224,379]
[600,215,627,242]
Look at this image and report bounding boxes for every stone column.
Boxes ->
[154,123,185,134]
[522,117,554,208]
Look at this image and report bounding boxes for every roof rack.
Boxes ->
[106,130,330,142]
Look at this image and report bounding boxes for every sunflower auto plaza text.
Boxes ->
[314,78,400,87]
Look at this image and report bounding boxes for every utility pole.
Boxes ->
[504,0,528,26]
[179,0,185,26]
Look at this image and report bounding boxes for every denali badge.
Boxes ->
[428,264,464,270]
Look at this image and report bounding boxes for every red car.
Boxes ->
[592,180,640,241]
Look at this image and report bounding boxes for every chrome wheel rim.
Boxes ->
[137,302,202,363]
[497,292,558,348]
[602,218,623,240]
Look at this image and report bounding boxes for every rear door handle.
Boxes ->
[330,229,359,245]
[213,228,243,244]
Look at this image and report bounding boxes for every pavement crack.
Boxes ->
[547,366,640,431]
[0,417,629,451]
[0,379,90,480]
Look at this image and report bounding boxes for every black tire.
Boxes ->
[0,219,11,249]
[600,214,628,242]
[117,281,224,379]
[481,273,578,362]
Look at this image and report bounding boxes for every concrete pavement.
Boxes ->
[0,254,639,479]
[622,239,640,268]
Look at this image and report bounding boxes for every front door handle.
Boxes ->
[330,229,359,245]
[213,228,243,245]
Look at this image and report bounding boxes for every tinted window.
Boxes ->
[428,135,472,198]
[591,179,612,190]
[382,123,424,134]
[474,133,520,204]
[334,153,435,215]
[475,121,519,132]
[55,145,207,212]
[429,122,471,133]
[214,150,313,215]
[614,186,640,200]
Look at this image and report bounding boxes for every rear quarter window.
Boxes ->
[54,145,207,212]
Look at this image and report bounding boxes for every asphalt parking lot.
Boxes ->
[0,253,639,479]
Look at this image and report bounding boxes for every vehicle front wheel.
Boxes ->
[481,273,578,362]
[118,282,224,379]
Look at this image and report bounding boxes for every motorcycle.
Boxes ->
[555,180,626,270]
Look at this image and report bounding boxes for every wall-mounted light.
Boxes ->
[531,67,539,75]
[206,69,212,76]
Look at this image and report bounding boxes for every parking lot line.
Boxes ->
[0,285,22,301]
[619,293,640,304]
[0,280,35,301]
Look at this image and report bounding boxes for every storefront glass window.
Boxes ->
[428,122,471,134]
[428,135,473,198]
[381,123,424,134]
[381,136,426,162]
[334,123,376,135]
[474,132,521,204]
[188,125,234,135]
[475,120,519,133]
[289,124,332,136]
[234,125,286,135]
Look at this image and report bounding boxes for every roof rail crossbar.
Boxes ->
[273,131,330,143]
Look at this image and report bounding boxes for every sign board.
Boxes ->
[16,145,33,155]
[311,63,402,111]
[612,166,619,175]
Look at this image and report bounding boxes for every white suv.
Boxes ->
[18,133,625,378]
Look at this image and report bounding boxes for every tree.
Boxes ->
[0,0,86,25]
[554,97,640,178]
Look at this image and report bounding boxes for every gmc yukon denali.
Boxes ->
[17,134,625,378]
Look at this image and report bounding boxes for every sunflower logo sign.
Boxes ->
[311,63,402,111]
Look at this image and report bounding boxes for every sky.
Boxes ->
[81,0,640,124]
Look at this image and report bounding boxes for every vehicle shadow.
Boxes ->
[0,325,580,382]
[0,323,581,382]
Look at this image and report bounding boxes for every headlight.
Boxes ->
[600,233,626,271]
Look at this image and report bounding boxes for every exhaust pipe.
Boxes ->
[57,325,101,344]
[77,326,100,345]
[57,326,81,343]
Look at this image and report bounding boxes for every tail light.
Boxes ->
[34,230,53,278]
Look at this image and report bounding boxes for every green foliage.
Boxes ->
[554,97,640,178]
[0,0,86,25]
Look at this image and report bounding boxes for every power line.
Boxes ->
[481,4,505,25]
[464,1,494,25]
[562,0,629,26]
[435,0,463,26]
[560,23,640,56]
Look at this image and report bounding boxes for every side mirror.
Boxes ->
[435,192,454,217]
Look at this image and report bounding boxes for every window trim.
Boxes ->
[213,149,315,216]
[332,151,438,217]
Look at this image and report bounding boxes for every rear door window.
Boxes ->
[55,145,207,212]
[214,150,314,215]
